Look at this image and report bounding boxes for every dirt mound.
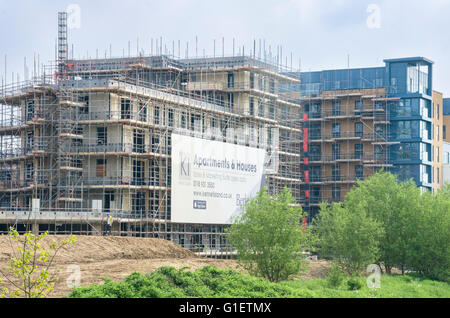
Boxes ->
[0,235,196,264]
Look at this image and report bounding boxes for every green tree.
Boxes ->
[344,171,422,274]
[314,201,383,275]
[0,228,76,298]
[228,187,308,282]
[410,186,450,282]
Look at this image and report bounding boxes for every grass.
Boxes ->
[282,273,450,298]
[67,266,450,298]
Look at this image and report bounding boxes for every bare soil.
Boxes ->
[0,235,331,298]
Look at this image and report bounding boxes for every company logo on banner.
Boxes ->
[171,133,266,225]
[179,152,191,179]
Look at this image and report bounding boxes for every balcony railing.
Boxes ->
[306,154,391,163]
[82,177,168,187]
[60,143,170,155]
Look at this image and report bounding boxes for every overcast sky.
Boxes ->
[0,0,449,96]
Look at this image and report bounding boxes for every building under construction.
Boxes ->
[285,57,444,217]
[1,13,446,252]
[0,13,302,253]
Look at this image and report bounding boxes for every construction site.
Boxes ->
[1,12,444,254]
[0,13,303,254]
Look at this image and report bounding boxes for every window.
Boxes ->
[249,97,254,116]
[132,160,145,186]
[25,163,34,181]
[132,192,146,214]
[355,165,364,179]
[355,100,363,112]
[436,125,439,141]
[355,122,363,138]
[227,72,234,88]
[138,101,147,122]
[227,93,234,108]
[121,99,131,119]
[191,114,201,132]
[355,144,363,159]
[309,103,321,118]
[250,73,254,89]
[151,136,160,153]
[96,159,106,177]
[149,159,160,186]
[26,100,35,121]
[0,170,11,182]
[258,76,263,91]
[168,109,174,127]
[444,125,447,140]
[181,112,187,129]
[310,123,321,140]
[375,125,384,138]
[395,143,419,160]
[332,123,340,138]
[374,145,383,160]
[268,104,275,120]
[311,187,321,203]
[332,101,341,116]
[310,166,321,182]
[97,127,107,145]
[332,186,340,201]
[150,191,160,216]
[281,107,289,121]
[26,131,34,150]
[79,96,89,114]
[269,79,275,94]
[310,145,321,161]
[154,106,160,125]
[437,167,440,184]
[332,165,340,181]
[258,99,264,117]
[332,144,340,160]
[437,104,440,120]
[133,129,144,153]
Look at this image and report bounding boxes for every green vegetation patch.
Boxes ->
[68,266,450,298]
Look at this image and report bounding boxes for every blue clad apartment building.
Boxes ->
[285,57,444,217]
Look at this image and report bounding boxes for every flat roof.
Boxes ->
[383,56,434,65]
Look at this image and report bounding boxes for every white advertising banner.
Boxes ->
[171,133,266,224]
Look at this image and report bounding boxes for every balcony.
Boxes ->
[81,177,167,188]
[60,143,171,156]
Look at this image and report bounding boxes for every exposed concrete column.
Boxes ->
[112,222,120,236]
[32,223,39,235]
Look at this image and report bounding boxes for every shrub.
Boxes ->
[326,265,345,288]
[347,274,364,291]
[68,266,307,298]
[228,187,308,282]
[313,202,383,275]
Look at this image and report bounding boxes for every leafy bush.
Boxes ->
[315,171,450,283]
[228,187,309,282]
[346,274,364,291]
[313,202,383,275]
[410,187,450,282]
[344,172,422,274]
[326,265,345,288]
[68,266,450,298]
[68,266,311,298]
